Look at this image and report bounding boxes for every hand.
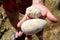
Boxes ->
[17,4,57,40]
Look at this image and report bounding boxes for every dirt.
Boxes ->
[0,0,60,40]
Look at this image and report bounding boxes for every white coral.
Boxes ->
[26,6,41,18]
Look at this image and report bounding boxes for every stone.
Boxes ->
[26,6,41,18]
[21,19,47,35]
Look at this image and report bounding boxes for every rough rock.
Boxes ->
[26,6,41,18]
[21,19,47,35]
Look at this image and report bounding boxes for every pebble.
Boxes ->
[21,19,47,35]
[26,6,41,18]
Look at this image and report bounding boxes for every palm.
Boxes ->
[17,4,57,40]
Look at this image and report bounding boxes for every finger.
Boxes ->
[47,11,57,22]
[41,10,47,17]
[17,31,26,40]
[17,18,26,28]
[18,31,23,37]
[38,4,47,17]
[26,15,30,20]
[37,10,47,19]
[25,35,31,40]
[25,37,29,40]
[17,14,27,27]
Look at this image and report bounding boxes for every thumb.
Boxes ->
[47,11,57,22]
[25,35,31,40]
[17,14,30,28]
[17,17,26,28]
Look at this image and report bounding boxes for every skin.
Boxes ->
[5,0,57,40]
[16,4,57,40]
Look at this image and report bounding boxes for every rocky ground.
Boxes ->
[0,0,60,40]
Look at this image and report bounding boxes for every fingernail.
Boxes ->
[25,37,29,40]
[18,31,23,37]
[17,23,20,27]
